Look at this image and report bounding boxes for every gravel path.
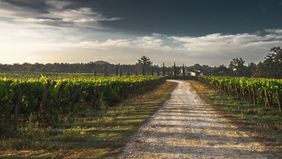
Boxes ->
[119,80,281,159]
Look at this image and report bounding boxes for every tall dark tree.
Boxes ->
[229,58,248,76]
[94,64,97,76]
[247,63,256,77]
[115,64,119,76]
[126,66,129,76]
[214,65,230,76]
[137,56,152,75]
[119,68,123,76]
[162,62,165,76]
[173,62,176,77]
[182,64,186,77]
[255,47,282,78]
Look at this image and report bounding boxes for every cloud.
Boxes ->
[45,7,121,28]
[46,0,71,9]
[265,29,282,35]
[0,0,281,66]
[61,35,170,52]
[41,31,281,65]
[55,32,281,54]
[169,33,282,57]
[0,0,121,29]
[76,39,131,49]
[1,29,282,65]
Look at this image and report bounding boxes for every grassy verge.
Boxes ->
[0,81,177,159]
[189,81,282,143]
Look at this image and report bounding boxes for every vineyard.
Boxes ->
[199,76,282,112]
[0,75,164,124]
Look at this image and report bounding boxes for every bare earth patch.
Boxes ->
[119,80,282,159]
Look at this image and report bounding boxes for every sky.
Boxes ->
[0,0,282,66]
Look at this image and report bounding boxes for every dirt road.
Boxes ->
[119,80,281,159]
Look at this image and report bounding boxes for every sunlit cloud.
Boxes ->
[170,33,282,56]
[0,0,281,65]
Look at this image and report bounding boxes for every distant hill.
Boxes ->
[92,61,112,65]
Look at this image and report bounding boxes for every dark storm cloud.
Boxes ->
[60,0,282,36]
[0,0,121,29]
[1,0,282,35]
[95,0,282,36]
[2,0,49,12]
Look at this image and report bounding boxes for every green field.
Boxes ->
[199,76,282,112]
[0,74,164,122]
[0,73,176,158]
[191,76,282,135]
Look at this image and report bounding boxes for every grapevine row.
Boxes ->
[0,76,164,123]
[198,76,282,112]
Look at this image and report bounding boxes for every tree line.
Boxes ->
[0,47,281,78]
[189,47,282,78]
